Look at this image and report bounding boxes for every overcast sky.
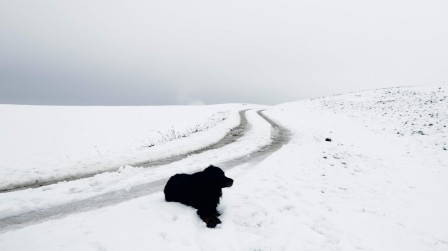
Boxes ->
[1,0,447,105]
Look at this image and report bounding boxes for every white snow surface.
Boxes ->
[1,85,447,251]
[0,104,244,190]
[0,109,272,219]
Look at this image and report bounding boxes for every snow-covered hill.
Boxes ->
[0,85,447,251]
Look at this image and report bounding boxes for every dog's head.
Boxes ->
[204,165,234,188]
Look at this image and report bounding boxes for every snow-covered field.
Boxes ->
[0,85,447,251]
[0,104,245,190]
[0,109,273,219]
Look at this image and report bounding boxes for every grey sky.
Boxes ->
[1,0,447,105]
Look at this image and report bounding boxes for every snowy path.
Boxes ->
[1,109,249,192]
[219,110,291,169]
[0,109,290,233]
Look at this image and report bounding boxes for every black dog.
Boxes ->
[164,165,233,228]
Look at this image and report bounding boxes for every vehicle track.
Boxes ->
[0,109,249,193]
[0,110,291,233]
[220,110,291,169]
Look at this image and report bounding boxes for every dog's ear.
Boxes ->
[206,166,233,188]
[204,165,221,173]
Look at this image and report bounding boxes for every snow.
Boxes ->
[0,109,272,219]
[262,85,448,250]
[0,104,244,190]
[1,85,447,251]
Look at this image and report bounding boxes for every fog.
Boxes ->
[1,0,447,105]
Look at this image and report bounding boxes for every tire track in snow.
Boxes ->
[0,110,291,233]
[220,110,291,169]
[0,110,249,193]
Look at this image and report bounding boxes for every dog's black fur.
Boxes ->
[164,165,233,228]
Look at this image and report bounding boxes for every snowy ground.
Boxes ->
[0,85,447,251]
[0,109,273,220]
[0,104,245,190]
